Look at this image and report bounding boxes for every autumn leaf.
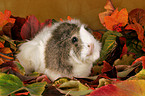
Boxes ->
[101,61,112,73]
[56,80,92,96]
[120,44,128,58]
[0,73,47,96]
[104,8,128,31]
[20,15,52,40]
[99,0,115,26]
[132,56,145,69]
[125,22,144,43]
[15,92,30,96]
[0,42,4,48]
[0,47,14,62]
[89,80,145,96]
[67,16,73,21]
[10,16,26,40]
[101,31,122,59]
[128,8,145,26]
[0,10,15,27]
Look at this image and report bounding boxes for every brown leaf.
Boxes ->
[99,0,115,26]
[129,8,145,26]
[11,16,26,40]
[2,23,14,38]
[125,22,144,43]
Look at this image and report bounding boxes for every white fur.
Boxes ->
[17,19,101,81]
[69,25,101,77]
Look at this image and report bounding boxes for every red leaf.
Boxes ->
[120,44,128,58]
[0,42,4,48]
[20,15,40,39]
[132,56,145,69]
[10,16,26,40]
[20,15,52,40]
[89,80,145,96]
[101,61,113,73]
[36,75,51,83]
[15,92,30,96]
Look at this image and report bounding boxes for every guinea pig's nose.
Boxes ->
[87,43,94,56]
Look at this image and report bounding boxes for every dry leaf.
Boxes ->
[99,0,115,26]
[0,10,15,27]
[104,8,128,31]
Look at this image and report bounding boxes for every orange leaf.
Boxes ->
[60,18,63,22]
[67,16,72,21]
[125,22,144,43]
[0,10,15,27]
[99,0,115,26]
[15,92,30,96]
[0,58,4,65]
[0,47,14,62]
[0,42,4,48]
[104,8,128,30]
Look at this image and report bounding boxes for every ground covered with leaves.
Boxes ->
[0,0,145,96]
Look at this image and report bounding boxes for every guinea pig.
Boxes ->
[17,19,101,81]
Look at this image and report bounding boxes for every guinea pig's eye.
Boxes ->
[72,37,78,44]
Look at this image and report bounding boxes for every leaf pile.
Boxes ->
[0,0,145,95]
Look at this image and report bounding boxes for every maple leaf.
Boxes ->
[0,10,15,27]
[99,0,115,26]
[104,8,128,31]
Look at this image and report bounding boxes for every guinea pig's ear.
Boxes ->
[84,25,93,34]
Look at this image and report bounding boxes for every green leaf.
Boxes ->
[101,31,122,45]
[0,73,23,96]
[0,73,47,96]
[129,69,145,80]
[117,67,135,78]
[114,54,135,66]
[57,88,93,96]
[57,80,91,96]
[25,82,47,96]
[13,61,25,75]
[100,31,122,58]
